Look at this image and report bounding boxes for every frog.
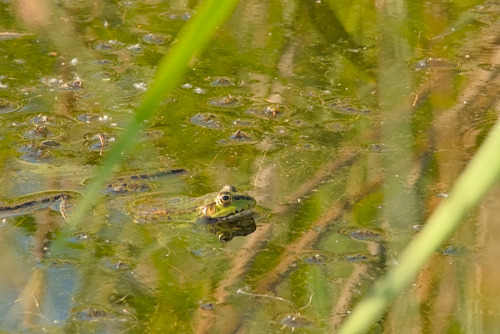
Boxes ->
[131,184,256,224]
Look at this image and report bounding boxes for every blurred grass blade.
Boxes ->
[68,0,239,226]
[338,119,500,333]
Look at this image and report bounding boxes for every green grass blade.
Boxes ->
[67,0,240,226]
[338,120,500,333]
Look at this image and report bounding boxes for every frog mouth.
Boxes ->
[221,208,254,221]
[205,207,254,224]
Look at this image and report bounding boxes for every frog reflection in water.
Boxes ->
[0,170,257,241]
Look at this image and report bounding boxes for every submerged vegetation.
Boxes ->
[0,0,499,332]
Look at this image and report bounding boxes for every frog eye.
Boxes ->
[217,191,233,207]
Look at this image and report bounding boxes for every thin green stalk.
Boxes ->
[338,120,500,333]
[67,0,239,226]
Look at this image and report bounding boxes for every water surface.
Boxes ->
[0,0,499,332]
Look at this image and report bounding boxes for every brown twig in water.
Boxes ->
[281,147,360,209]
[255,178,383,294]
[98,133,105,156]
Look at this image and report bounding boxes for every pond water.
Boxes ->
[0,0,499,332]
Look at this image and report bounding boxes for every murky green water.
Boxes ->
[0,0,499,332]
